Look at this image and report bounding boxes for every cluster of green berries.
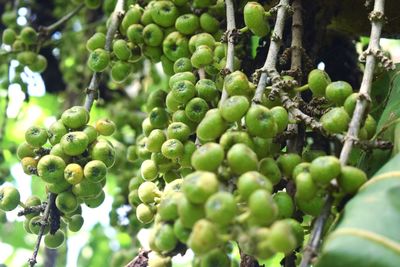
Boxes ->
[1,26,47,73]
[11,106,116,249]
[307,69,377,137]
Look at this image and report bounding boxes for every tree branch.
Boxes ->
[28,193,56,267]
[252,0,291,104]
[83,0,125,111]
[300,1,387,266]
[40,3,85,36]
[219,0,236,105]
[286,0,303,153]
[125,250,149,267]
[339,0,386,165]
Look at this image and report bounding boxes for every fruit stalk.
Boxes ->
[28,193,56,267]
[84,0,126,111]
[339,0,386,165]
[286,0,303,154]
[300,1,387,266]
[252,0,290,104]
[219,0,236,105]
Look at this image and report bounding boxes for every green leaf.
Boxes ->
[316,153,400,267]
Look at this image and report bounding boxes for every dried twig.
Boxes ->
[124,250,149,267]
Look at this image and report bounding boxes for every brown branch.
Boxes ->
[219,0,236,105]
[18,203,47,216]
[83,0,125,111]
[28,193,56,267]
[286,0,303,153]
[124,250,149,267]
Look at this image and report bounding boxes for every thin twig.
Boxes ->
[18,203,47,216]
[300,1,387,266]
[40,3,85,35]
[286,0,303,153]
[28,193,56,267]
[125,250,149,267]
[252,0,290,104]
[219,0,236,105]
[84,0,125,111]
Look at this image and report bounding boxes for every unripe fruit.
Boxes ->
[337,166,367,194]
[276,153,302,178]
[191,45,213,68]
[267,220,297,254]
[200,13,219,33]
[248,189,278,226]
[111,61,132,82]
[174,57,192,73]
[364,114,377,139]
[220,96,250,122]
[161,55,174,76]
[271,106,289,133]
[29,216,50,235]
[136,203,155,224]
[183,171,219,204]
[112,39,131,60]
[95,119,116,136]
[147,129,167,152]
[56,191,78,214]
[175,14,200,35]
[177,196,205,228]
[2,28,16,45]
[68,214,84,232]
[310,156,341,185]
[149,107,169,129]
[127,24,144,44]
[61,106,89,129]
[237,171,273,200]
[151,1,179,28]
[85,191,105,208]
[224,71,251,96]
[227,144,258,175]
[28,54,48,73]
[244,2,270,37]
[197,109,227,141]
[141,159,158,181]
[161,139,184,159]
[185,97,209,123]
[24,195,41,219]
[343,93,359,116]
[86,32,106,51]
[155,224,178,253]
[64,163,84,185]
[88,48,110,72]
[169,71,197,89]
[138,181,159,204]
[84,160,107,183]
[171,80,196,104]
[163,31,190,61]
[259,158,281,185]
[308,69,331,97]
[90,140,116,167]
[143,24,164,47]
[292,162,311,179]
[273,191,294,219]
[245,105,278,138]
[21,157,38,175]
[0,186,20,211]
[188,219,219,255]
[60,131,89,156]
[37,155,66,183]
[25,126,48,147]
[48,120,67,146]
[295,172,317,200]
[321,107,350,134]
[191,143,224,172]
[325,81,353,106]
[196,79,218,102]
[17,142,35,160]
[167,122,190,141]
[82,125,98,144]
[174,219,190,243]
[121,6,142,34]
[20,26,38,45]
[205,192,236,226]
